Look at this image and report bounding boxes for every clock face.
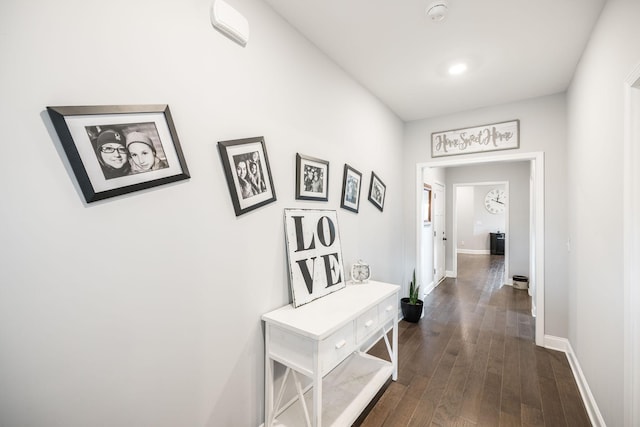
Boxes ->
[351,262,371,282]
[484,189,506,214]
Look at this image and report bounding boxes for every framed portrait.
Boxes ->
[46,104,190,203]
[367,172,386,212]
[295,153,329,201]
[284,209,345,307]
[340,164,362,213]
[218,136,276,216]
[423,184,432,225]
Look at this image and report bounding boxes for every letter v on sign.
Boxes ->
[295,257,317,293]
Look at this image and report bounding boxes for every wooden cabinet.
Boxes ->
[490,232,505,255]
[262,281,399,427]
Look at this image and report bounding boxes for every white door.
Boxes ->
[433,183,446,284]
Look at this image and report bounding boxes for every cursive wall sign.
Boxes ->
[431,119,520,158]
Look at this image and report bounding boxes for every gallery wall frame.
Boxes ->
[218,136,276,216]
[431,119,520,158]
[295,153,329,201]
[46,104,190,203]
[367,171,386,212]
[423,183,432,225]
[340,164,362,213]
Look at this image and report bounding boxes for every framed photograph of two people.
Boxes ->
[295,153,329,202]
[46,104,190,203]
[218,136,277,216]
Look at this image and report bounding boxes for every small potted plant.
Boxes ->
[401,269,423,323]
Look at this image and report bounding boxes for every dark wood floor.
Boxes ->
[361,254,591,427]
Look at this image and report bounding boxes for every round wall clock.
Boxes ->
[484,189,506,214]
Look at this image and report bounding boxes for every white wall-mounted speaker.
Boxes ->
[210,0,249,47]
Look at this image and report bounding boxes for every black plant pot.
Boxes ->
[401,297,424,323]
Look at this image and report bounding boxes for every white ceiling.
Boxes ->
[263,0,606,121]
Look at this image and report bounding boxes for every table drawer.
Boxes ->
[356,306,379,342]
[378,294,397,324]
[319,322,355,375]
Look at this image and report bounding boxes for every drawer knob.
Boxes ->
[385,305,393,312]
[365,320,374,328]
[335,339,347,349]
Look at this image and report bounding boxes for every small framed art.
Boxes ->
[367,171,386,212]
[218,136,276,216]
[295,153,329,201]
[340,164,362,213]
[46,104,190,203]
[423,184,432,225]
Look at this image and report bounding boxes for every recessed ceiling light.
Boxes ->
[448,62,468,76]
[426,1,448,22]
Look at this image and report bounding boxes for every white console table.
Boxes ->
[262,281,399,427]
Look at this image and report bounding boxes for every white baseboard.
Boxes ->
[543,335,606,427]
[446,270,455,278]
[456,248,490,255]
[423,280,436,296]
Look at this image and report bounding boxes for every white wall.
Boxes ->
[404,94,568,337]
[0,1,405,426]
[566,0,640,425]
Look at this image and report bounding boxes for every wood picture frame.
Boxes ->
[46,104,190,203]
[367,171,386,212]
[218,136,276,216]
[295,153,329,201]
[340,164,362,213]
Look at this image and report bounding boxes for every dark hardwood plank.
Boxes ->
[458,329,492,424]
[382,375,430,427]
[430,341,477,426]
[407,337,462,426]
[359,381,407,427]
[361,254,590,427]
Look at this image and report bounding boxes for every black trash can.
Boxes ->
[513,275,529,290]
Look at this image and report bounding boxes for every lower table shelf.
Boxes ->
[273,352,393,427]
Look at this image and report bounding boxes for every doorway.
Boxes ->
[432,182,446,287]
[452,182,509,282]
[416,152,545,346]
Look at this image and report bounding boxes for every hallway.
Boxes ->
[361,254,590,426]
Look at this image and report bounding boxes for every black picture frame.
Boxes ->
[218,136,276,216]
[295,153,329,201]
[46,104,190,203]
[340,164,362,213]
[368,171,386,212]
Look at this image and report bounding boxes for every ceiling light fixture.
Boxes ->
[448,62,468,76]
[426,1,449,22]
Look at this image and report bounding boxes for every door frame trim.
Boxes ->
[623,61,640,427]
[416,151,545,346]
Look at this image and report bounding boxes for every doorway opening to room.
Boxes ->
[416,152,545,346]
[453,182,509,283]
